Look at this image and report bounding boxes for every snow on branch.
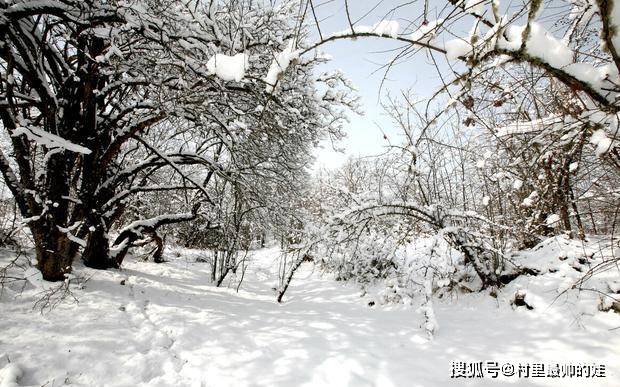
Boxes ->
[207,53,249,82]
[264,41,301,93]
[117,208,200,238]
[110,204,201,265]
[410,19,444,44]
[11,127,91,154]
[331,20,400,39]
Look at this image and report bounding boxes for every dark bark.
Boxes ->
[111,204,200,267]
[277,254,308,303]
[82,226,116,269]
[32,223,79,281]
[151,232,165,263]
[443,229,500,289]
[31,149,80,281]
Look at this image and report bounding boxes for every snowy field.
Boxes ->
[2,1,620,386]
[1,240,619,387]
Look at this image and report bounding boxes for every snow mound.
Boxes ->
[591,129,613,156]
[0,356,22,387]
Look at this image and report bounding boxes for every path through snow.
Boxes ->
[0,246,619,386]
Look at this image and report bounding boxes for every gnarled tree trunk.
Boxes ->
[82,227,115,269]
[32,222,79,281]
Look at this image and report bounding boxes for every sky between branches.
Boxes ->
[311,0,446,170]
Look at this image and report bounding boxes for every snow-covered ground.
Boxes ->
[1,240,619,387]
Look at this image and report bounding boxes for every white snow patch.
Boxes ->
[11,127,91,154]
[264,41,300,93]
[0,362,23,387]
[522,190,538,207]
[371,20,399,38]
[444,38,472,60]
[513,179,523,190]
[569,162,579,172]
[331,20,399,39]
[206,53,249,82]
[590,129,613,156]
[410,19,444,44]
[545,214,561,227]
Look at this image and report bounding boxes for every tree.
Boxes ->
[287,0,620,291]
[0,0,356,281]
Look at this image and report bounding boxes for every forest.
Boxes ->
[0,0,619,386]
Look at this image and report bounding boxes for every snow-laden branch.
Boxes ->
[11,126,91,154]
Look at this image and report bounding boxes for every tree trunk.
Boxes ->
[32,225,78,282]
[32,151,79,281]
[211,250,217,282]
[151,232,165,263]
[82,227,116,269]
[277,254,306,303]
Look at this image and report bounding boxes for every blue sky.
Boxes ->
[309,0,448,169]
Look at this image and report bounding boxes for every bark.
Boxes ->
[32,223,78,281]
[443,228,500,289]
[31,148,80,281]
[82,226,116,269]
[111,205,201,267]
[151,232,165,263]
[277,254,308,303]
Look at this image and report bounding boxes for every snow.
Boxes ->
[1,241,619,386]
[410,20,443,44]
[10,126,91,154]
[513,179,523,190]
[331,20,400,39]
[494,115,614,158]
[464,0,485,15]
[545,214,561,227]
[206,53,249,82]
[0,363,22,387]
[497,22,576,70]
[522,22,574,68]
[495,115,560,137]
[444,38,472,60]
[493,20,620,103]
[609,0,620,52]
[522,190,538,207]
[569,162,579,172]
[264,42,300,93]
[370,20,399,38]
[590,129,613,156]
